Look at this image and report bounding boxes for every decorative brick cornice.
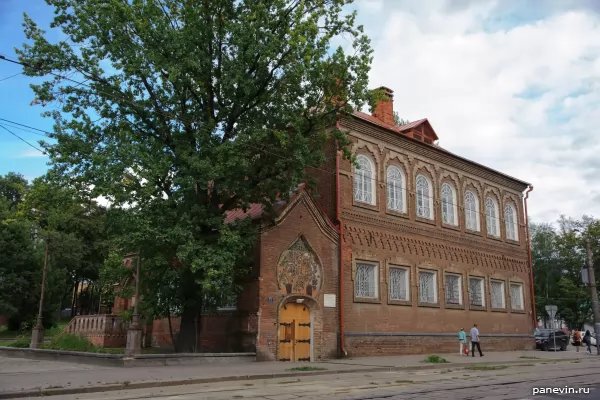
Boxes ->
[341,210,527,263]
[340,120,529,193]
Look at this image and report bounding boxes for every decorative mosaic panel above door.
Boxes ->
[277,236,322,297]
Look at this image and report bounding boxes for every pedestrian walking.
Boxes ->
[470,324,484,357]
[458,328,467,356]
[583,330,592,354]
[572,329,582,353]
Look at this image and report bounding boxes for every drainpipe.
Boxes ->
[524,185,536,329]
[335,121,347,357]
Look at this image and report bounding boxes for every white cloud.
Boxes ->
[356,0,600,223]
[16,149,47,158]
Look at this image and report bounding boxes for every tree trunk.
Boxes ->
[167,309,177,352]
[71,279,79,318]
[176,269,202,353]
[177,303,200,353]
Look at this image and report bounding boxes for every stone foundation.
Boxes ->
[344,334,534,357]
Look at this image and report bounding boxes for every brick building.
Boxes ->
[238,86,535,361]
[107,86,535,361]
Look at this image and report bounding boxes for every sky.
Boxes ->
[1,0,600,224]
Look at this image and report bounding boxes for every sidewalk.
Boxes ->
[0,349,595,398]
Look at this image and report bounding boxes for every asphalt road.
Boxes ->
[47,358,600,400]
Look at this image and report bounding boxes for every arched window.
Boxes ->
[441,183,457,225]
[504,204,518,241]
[354,154,375,205]
[416,175,433,219]
[386,165,405,212]
[485,197,500,236]
[464,190,480,231]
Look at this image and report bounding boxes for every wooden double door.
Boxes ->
[279,303,311,362]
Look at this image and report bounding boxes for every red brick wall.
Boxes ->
[332,122,534,357]
[307,137,338,223]
[256,195,339,361]
[147,314,255,352]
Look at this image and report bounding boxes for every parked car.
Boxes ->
[535,329,568,351]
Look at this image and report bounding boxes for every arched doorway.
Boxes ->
[279,302,311,362]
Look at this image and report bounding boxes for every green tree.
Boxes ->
[530,216,597,330]
[19,0,375,351]
[19,175,110,317]
[0,172,29,210]
[393,111,409,126]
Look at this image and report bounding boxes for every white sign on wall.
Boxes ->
[324,294,336,308]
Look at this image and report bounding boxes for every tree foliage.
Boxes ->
[530,215,600,329]
[393,111,409,126]
[18,0,375,351]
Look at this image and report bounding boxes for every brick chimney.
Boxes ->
[372,86,395,126]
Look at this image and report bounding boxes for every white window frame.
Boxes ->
[485,197,500,237]
[464,190,480,232]
[490,280,506,309]
[418,270,438,304]
[355,262,378,299]
[504,204,519,241]
[388,265,410,301]
[469,277,485,307]
[386,165,406,212]
[415,175,434,220]
[510,283,524,310]
[354,154,376,205]
[441,183,458,226]
[444,273,462,305]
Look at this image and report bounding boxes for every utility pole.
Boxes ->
[585,237,600,355]
[125,251,142,355]
[30,240,49,348]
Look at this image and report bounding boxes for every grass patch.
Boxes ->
[519,356,539,359]
[423,355,449,364]
[4,338,30,348]
[394,380,414,384]
[278,380,301,384]
[464,365,508,371]
[286,366,327,372]
[516,364,535,367]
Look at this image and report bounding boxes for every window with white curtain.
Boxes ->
[419,270,437,303]
[445,274,462,305]
[485,197,500,236]
[354,155,375,205]
[386,166,405,212]
[388,266,409,301]
[355,263,378,298]
[504,204,518,241]
[416,175,433,219]
[510,283,524,310]
[490,280,505,308]
[469,277,485,306]
[441,183,457,225]
[464,190,480,231]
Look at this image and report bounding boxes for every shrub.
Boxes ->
[423,355,449,364]
[43,334,98,352]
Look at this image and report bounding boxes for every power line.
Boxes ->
[0,124,46,155]
[0,72,22,83]
[0,118,50,137]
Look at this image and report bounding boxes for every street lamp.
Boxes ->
[30,208,49,349]
[574,228,600,355]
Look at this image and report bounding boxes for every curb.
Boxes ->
[0,357,589,399]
